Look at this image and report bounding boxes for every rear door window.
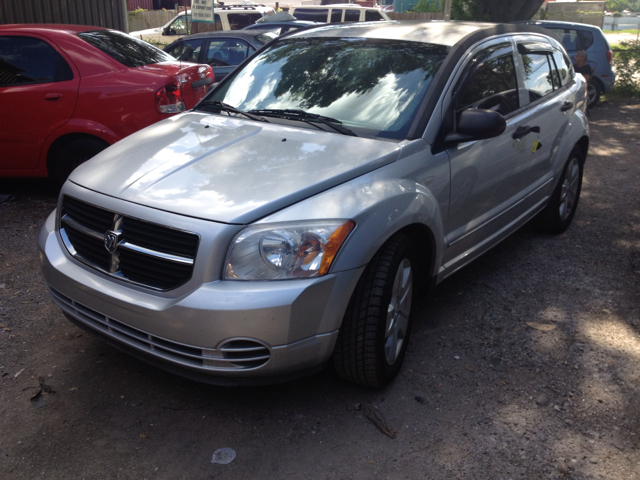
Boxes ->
[227,13,262,30]
[0,36,73,85]
[206,38,255,66]
[345,10,360,22]
[551,49,574,86]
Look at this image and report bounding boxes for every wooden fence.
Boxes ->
[0,0,128,31]
[127,9,176,32]
[387,12,444,20]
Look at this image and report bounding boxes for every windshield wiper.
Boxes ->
[247,109,357,136]
[198,100,268,123]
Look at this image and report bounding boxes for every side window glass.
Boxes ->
[345,10,360,22]
[0,36,73,86]
[206,39,252,66]
[559,29,580,52]
[291,9,328,22]
[169,16,188,35]
[167,39,202,62]
[520,53,555,101]
[551,49,572,86]
[365,10,384,21]
[227,13,262,30]
[456,47,519,116]
[330,10,342,23]
[580,30,594,51]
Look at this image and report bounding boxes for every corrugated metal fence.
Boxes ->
[0,0,129,32]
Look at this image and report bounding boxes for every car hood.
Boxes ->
[129,27,163,38]
[70,112,401,224]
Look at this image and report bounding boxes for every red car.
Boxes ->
[0,24,214,184]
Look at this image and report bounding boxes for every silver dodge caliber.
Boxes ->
[39,21,589,388]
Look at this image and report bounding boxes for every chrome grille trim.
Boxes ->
[48,287,272,371]
[59,196,199,291]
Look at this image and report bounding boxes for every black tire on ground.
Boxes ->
[52,139,108,187]
[333,234,417,388]
[587,80,602,108]
[533,146,584,234]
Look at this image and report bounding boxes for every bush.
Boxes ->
[412,0,441,13]
[611,41,640,97]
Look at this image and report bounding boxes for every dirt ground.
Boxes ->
[1,102,639,480]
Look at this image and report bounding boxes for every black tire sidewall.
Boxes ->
[372,236,417,386]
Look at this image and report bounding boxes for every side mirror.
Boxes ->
[445,108,507,144]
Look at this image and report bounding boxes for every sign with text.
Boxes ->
[191,0,215,23]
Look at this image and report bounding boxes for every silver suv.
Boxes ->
[40,22,589,388]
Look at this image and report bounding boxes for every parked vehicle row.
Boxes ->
[0,24,213,184]
[39,21,590,388]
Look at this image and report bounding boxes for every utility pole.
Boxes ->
[444,0,451,20]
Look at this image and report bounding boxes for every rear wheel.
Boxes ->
[333,234,416,388]
[52,139,108,187]
[587,80,602,108]
[533,146,584,234]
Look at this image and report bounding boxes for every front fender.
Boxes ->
[258,146,450,279]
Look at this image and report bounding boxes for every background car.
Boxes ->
[288,4,390,22]
[0,24,213,184]
[243,20,323,36]
[129,5,276,45]
[515,20,615,107]
[164,29,278,82]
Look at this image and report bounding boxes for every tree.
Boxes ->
[413,0,442,13]
[451,0,546,22]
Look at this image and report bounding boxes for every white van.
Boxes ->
[130,4,275,45]
[288,4,390,23]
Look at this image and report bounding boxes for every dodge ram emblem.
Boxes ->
[104,230,122,253]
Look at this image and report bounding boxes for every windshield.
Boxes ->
[204,37,449,139]
[79,30,174,68]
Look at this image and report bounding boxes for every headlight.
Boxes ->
[224,220,355,280]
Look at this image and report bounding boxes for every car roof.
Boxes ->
[170,29,277,42]
[289,21,509,47]
[291,4,379,8]
[515,20,603,32]
[0,24,108,34]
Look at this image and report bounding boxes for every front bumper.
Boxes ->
[39,207,364,384]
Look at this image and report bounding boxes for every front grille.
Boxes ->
[49,287,271,371]
[59,196,199,290]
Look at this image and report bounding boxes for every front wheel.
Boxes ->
[333,234,416,388]
[533,146,584,234]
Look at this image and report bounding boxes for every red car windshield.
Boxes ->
[78,30,174,68]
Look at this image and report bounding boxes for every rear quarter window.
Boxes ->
[79,30,173,67]
[365,10,385,21]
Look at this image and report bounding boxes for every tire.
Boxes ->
[587,80,601,108]
[333,234,417,388]
[533,146,584,234]
[52,139,108,187]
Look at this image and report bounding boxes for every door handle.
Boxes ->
[561,101,573,112]
[44,93,63,100]
[512,125,540,139]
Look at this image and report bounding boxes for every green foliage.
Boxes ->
[605,0,640,12]
[451,0,487,21]
[611,41,640,97]
[412,0,441,13]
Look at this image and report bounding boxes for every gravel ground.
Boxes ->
[0,102,639,479]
